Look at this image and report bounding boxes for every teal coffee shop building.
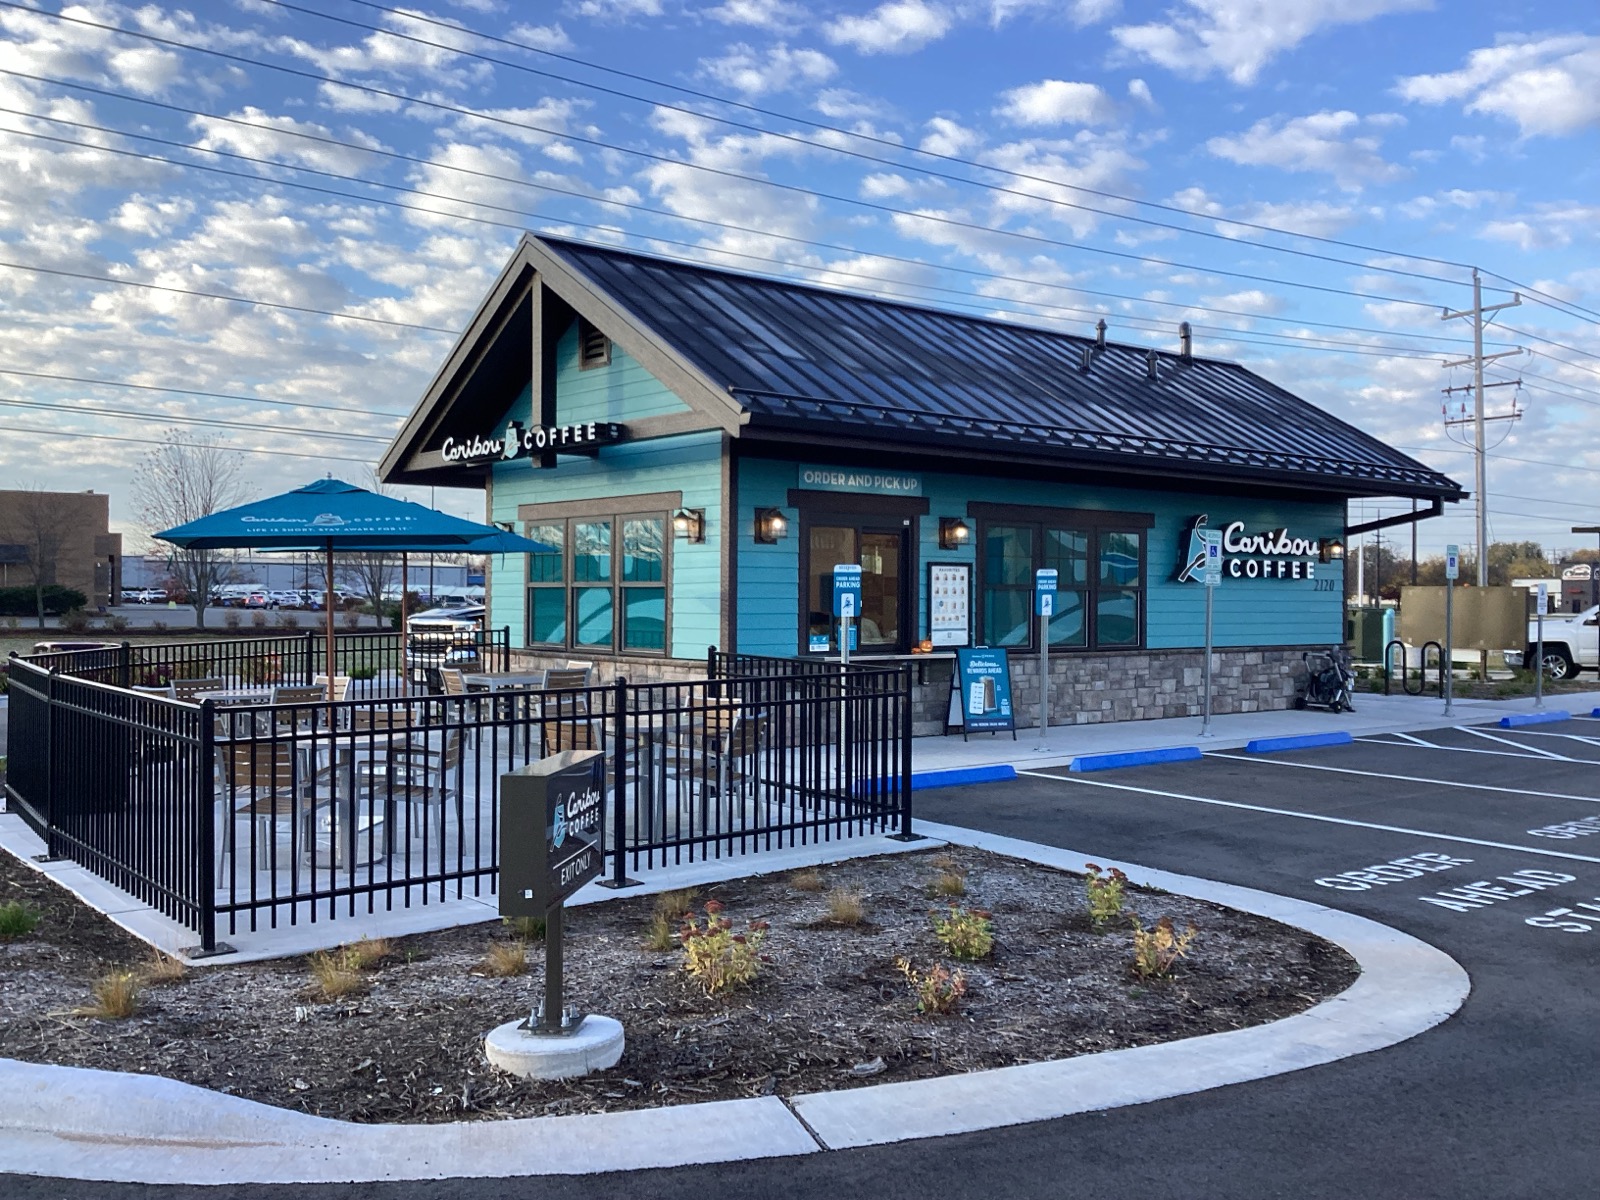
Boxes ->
[380,236,1462,735]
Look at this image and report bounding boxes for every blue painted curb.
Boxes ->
[1068,746,1203,773]
[1246,731,1354,754]
[1499,710,1571,728]
[1591,707,1600,719]
[909,764,1017,791]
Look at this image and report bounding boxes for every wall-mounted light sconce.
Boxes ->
[754,507,788,544]
[1320,538,1345,563]
[938,517,971,550]
[493,521,514,533]
[672,507,705,543]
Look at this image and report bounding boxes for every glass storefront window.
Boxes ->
[527,524,563,583]
[622,518,663,582]
[573,521,611,582]
[574,586,613,647]
[622,586,666,651]
[526,513,667,655]
[978,515,1148,651]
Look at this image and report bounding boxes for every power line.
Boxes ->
[1482,271,1600,326]
[319,0,1490,280]
[0,396,390,442]
[1500,326,1600,365]
[0,258,455,334]
[0,119,1466,365]
[0,367,409,419]
[0,2,1469,313]
[260,0,1485,290]
[0,72,1503,352]
[0,420,374,464]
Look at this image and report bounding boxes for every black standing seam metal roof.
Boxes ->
[537,236,1462,499]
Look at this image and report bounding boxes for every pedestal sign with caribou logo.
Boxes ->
[500,750,605,1036]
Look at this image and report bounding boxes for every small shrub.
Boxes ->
[250,610,269,629]
[824,887,867,926]
[106,615,129,632]
[1131,916,1198,980]
[2,615,18,631]
[343,936,391,970]
[150,620,168,632]
[308,951,365,1000]
[504,915,546,941]
[929,869,967,898]
[932,905,993,960]
[277,611,300,629]
[223,609,242,630]
[642,911,677,952]
[479,941,527,977]
[79,971,140,1019]
[652,887,700,920]
[1085,863,1129,928]
[142,951,187,986]
[342,611,361,630]
[349,665,377,681]
[896,957,966,1015]
[61,608,92,633]
[0,900,42,938]
[789,868,825,892]
[239,654,284,685]
[678,900,769,996]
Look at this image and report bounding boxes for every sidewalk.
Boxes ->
[910,688,1600,778]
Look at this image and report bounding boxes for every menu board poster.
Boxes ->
[955,647,1015,734]
[927,562,972,648]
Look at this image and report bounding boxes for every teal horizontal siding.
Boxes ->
[736,459,801,656]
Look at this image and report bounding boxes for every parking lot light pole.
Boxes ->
[1443,544,1458,719]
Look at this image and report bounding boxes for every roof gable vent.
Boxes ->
[1145,349,1159,380]
[578,318,611,370]
[1079,345,1094,373]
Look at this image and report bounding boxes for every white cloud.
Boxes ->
[981,133,1146,237]
[1207,111,1407,189]
[995,80,1117,126]
[571,0,664,19]
[190,109,390,176]
[1127,78,1157,110]
[920,116,981,157]
[700,43,837,96]
[1395,35,1600,137]
[990,0,1119,26]
[1478,205,1600,251]
[824,1,954,55]
[1112,0,1433,86]
[814,89,893,122]
[704,0,806,30]
[507,23,575,51]
[277,10,493,90]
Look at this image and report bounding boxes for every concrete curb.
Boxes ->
[1499,710,1571,728]
[1068,745,1202,773]
[910,764,1017,790]
[1246,731,1354,754]
[0,825,1469,1184]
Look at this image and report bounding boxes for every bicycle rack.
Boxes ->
[1384,638,1443,697]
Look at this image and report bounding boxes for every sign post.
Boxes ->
[1201,530,1221,737]
[833,563,862,667]
[1443,545,1458,718]
[499,750,605,1036]
[1035,568,1057,751]
[1535,581,1548,709]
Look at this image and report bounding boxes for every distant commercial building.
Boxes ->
[0,489,121,607]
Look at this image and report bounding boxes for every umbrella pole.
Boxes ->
[400,552,409,696]
[325,544,337,695]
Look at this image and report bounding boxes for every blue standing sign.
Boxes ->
[953,647,1017,740]
[1035,568,1057,616]
[833,563,862,617]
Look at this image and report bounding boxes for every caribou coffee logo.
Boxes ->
[552,802,567,849]
[1176,514,1328,583]
[441,421,625,466]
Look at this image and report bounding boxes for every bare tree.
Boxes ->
[0,487,78,629]
[131,434,250,631]
[334,472,400,629]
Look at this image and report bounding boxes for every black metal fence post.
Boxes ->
[501,628,510,671]
[304,629,316,684]
[196,700,218,954]
[603,675,639,888]
[41,669,58,859]
[118,642,131,690]
[895,665,918,840]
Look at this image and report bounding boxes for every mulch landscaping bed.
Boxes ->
[0,844,1357,1124]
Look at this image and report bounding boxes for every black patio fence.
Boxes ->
[4,645,912,953]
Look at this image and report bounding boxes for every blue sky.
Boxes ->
[0,0,1596,558]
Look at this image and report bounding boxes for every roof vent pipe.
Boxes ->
[1179,321,1192,359]
[1079,345,1094,373]
[1146,349,1159,380]
[1095,318,1107,350]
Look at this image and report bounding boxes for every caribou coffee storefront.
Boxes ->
[381,235,1462,735]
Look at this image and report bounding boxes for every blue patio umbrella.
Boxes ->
[156,479,543,687]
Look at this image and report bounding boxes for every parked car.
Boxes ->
[269,590,304,609]
[404,604,486,690]
[1504,604,1600,681]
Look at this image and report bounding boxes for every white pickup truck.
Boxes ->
[1504,605,1600,680]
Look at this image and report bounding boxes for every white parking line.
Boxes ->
[1354,735,1557,761]
[1492,728,1600,749]
[1456,726,1574,760]
[1019,770,1600,865]
[1204,752,1600,805]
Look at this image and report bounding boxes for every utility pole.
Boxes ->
[1442,270,1522,587]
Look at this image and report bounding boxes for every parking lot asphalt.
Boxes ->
[7,717,1598,1199]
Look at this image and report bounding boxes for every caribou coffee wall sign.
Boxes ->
[441,420,625,467]
[1175,514,1329,583]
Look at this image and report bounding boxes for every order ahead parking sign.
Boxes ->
[833,563,862,618]
[1035,568,1057,616]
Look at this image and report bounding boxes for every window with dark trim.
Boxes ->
[526,513,666,654]
[974,505,1150,651]
[577,318,611,370]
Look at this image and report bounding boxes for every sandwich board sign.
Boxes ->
[951,647,1016,741]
